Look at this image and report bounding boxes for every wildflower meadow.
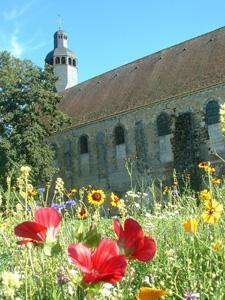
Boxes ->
[0,163,225,300]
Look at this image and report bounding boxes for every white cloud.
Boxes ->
[11,35,23,58]
[3,1,35,21]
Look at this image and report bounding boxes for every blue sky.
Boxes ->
[1,0,225,83]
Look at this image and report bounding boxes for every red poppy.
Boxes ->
[114,218,156,262]
[68,238,127,284]
[14,207,61,245]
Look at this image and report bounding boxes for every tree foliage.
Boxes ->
[0,51,70,185]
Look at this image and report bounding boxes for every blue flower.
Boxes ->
[38,187,45,193]
[51,203,66,212]
[65,199,76,210]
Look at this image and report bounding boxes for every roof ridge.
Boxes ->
[62,25,225,93]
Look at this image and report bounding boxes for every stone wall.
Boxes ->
[48,83,225,193]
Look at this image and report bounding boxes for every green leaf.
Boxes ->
[83,227,101,248]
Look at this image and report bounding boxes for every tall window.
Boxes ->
[157,113,171,136]
[206,100,219,125]
[114,125,125,145]
[55,57,60,64]
[73,59,76,66]
[51,143,58,159]
[61,57,66,64]
[79,135,88,154]
[68,58,72,65]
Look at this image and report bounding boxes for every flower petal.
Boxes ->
[131,237,156,262]
[35,207,61,240]
[14,221,47,243]
[123,218,144,250]
[92,238,119,270]
[84,254,127,284]
[113,218,124,243]
[136,287,169,300]
[68,243,92,273]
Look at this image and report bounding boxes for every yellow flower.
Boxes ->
[198,161,210,169]
[66,188,77,198]
[201,199,223,224]
[183,219,199,234]
[199,190,211,202]
[136,287,169,300]
[210,239,223,251]
[212,178,221,185]
[28,190,38,197]
[88,189,105,206]
[111,193,120,207]
[163,186,169,195]
[205,166,216,173]
[78,207,88,219]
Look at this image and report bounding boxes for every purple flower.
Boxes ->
[38,187,45,193]
[51,203,66,213]
[171,188,179,197]
[184,292,200,300]
[65,199,76,210]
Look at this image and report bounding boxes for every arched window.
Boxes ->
[61,57,66,64]
[79,135,88,154]
[55,57,60,64]
[206,100,219,125]
[51,143,58,159]
[157,113,172,136]
[114,125,125,145]
[73,59,76,66]
[68,58,72,65]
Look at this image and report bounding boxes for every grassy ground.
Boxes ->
[0,167,225,299]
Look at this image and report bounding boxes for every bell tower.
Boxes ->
[45,29,78,92]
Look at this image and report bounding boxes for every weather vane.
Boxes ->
[57,14,63,29]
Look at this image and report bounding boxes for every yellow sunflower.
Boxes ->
[212,178,221,185]
[183,219,199,234]
[201,199,223,224]
[111,193,120,207]
[88,189,105,206]
[205,166,216,173]
[199,190,211,202]
[198,161,209,169]
[136,287,169,300]
[78,207,88,219]
[210,239,223,251]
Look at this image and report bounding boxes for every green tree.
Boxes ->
[0,51,70,185]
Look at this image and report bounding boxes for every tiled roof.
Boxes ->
[59,26,225,127]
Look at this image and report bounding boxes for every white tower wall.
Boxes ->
[54,64,78,92]
[45,29,78,92]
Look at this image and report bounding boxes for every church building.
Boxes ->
[46,26,225,192]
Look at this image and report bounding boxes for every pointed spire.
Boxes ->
[57,14,63,30]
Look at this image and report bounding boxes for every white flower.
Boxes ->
[145,212,151,218]
[101,283,114,297]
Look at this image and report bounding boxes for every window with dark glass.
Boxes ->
[206,100,219,125]
[73,59,76,66]
[68,57,72,65]
[51,143,58,159]
[55,57,60,64]
[61,57,66,64]
[157,113,172,136]
[114,125,125,145]
[79,135,88,154]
